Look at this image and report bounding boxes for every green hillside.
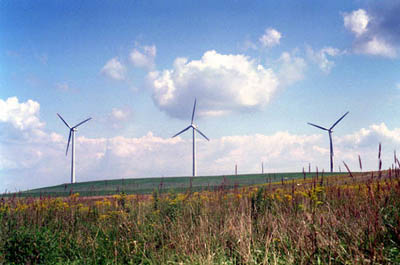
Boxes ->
[8,172,347,197]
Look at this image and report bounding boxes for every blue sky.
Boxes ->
[1,0,400,191]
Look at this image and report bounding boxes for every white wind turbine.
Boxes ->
[57,113,92,183]
[172,99,209,177]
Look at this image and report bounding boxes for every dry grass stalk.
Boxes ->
[343,161,353,178]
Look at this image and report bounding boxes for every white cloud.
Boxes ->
[148,50,307,119]
[149,51,279,117]
[343,9,370,37]
[101,57,126,80]
[91,108,133,130]
[3,97,400,191]
[0,97,66,190]
[277,52,307,86]
[50,132,63,143]
[2,101,400,191]
[242,40,257,51]
[130,45,156,70]
[334,123,400,170]
[111,108,129,120]
[369,123,400,143]
[307,46,341,73]
[343,7,398,58]
[355,36,397,58]
[108,108,131,129]
[0,97,44,130]
[312,145,329,155]
[148,50,280,119]
[259,28,282,48]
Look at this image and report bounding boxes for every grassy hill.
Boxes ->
[10,171,346,197]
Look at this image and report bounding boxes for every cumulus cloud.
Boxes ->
[3,98,400,191]
[0,97,65,190]
[130,45,156,70]
[307,46,341,73]
[94,125,397,177]
[209,132,321,172]
[2,99,400,191]
[277,52,307,86]
[344,9,370,37]
[259,28,282,48]
[354,36,397,58]
[343,5,399,58]
[148,50,307,119]
[0,97,44,130]
[107,108,132,129]
[242,40,258,51]
[334,123,400,170]
[351,124,394,145]
[101,57,126,80]
[111,108,129,121]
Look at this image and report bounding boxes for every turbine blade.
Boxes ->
[57,113,71,128]
[330,111,349,130]
[172,125,191,138]
[307,122,329,131]
[73,117,92,128]
[66,130,72,156]
[194,127,209,141]
[191,98,197,124]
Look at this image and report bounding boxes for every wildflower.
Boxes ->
[79,206,89,214]
[284,194,293,201]
[99,214,110,221]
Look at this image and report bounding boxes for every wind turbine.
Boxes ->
[57,113,92,183]
[172,99,209,177]
[308,111,349,173]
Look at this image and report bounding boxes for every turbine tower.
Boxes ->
[308,111,349,173]
[57,113,91,183]
[172,99,209,177]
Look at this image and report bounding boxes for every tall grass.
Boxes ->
[1,170,400,264]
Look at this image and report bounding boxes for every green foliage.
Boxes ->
[1,173,399,264]
[251,187,275,220]
[3,227,62,264]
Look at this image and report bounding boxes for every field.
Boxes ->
[1,170,400,264]
[13,172,344,197]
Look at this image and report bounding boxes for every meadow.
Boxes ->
[13,172,344,197]
[1,167,400,264]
